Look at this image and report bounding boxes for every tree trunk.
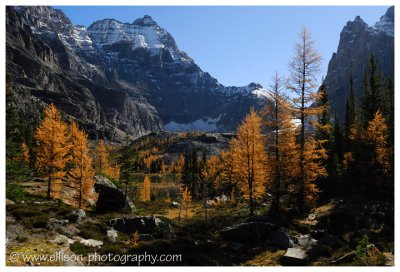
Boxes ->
[299,55,306,212]
[47,176,52,199]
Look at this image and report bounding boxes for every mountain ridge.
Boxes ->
[9,6,270,139]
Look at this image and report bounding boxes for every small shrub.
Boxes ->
[11,207,43,220]
[32,216,48,228]
[70,242,94,255]
[78,222,106,240]
[354,235,387,266]
[6,183,25,202]
[21,215,49,229]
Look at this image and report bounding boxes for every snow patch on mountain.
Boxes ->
[219,83,270,99]
[164,115,221,132]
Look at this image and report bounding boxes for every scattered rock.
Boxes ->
[281,247,308,266]
[60,225,80,237]
[206,199,216,207]
[270,230,294,249]
[47,218,69,230]
[107,216,173,238]
[220,222,275,244]
[50,234,75,245]
[307,213,317,221]
[106,229,118,243]
[139,234,154,241]
[78,238,103,248]
[71,209,86,224]
[297,234,317,250]
[6,199,16,205]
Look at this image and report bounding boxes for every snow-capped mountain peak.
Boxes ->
[133,15,157,26]
[374,6,394,37]
[87,16,181,57]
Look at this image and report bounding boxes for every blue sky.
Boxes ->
[56,6,389,88]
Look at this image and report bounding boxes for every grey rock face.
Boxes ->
[7,7,162,141]
[324,6,394,121]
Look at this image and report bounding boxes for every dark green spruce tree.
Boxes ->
[6,81,31,181]
[361,55,383,127]
[118,136,136,206]
[345,75,357,150]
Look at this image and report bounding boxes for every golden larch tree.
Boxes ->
[112,164,121,181]
[68,121,95,208]
[367,110,391,175]
[287,27,325,210]
[181,186,192,218]
[35,104,69,198]
[169,161,176,174]
[262,72,300,215]
[94,140,110,173]
[220,149,237,197]
[231,108,268,216]
[175,154,185,174]
[204,155,222,193]
[303,138,328,204]
[161,160,166,174]
[140,175,151,202]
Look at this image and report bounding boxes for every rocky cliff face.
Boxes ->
[7,6,270,140]
[324,6,394,120]
[7,7,163,141]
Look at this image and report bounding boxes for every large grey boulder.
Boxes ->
[71,209,86,224]
[50,234,75,246]
[47,218,69,230]
[281,248,308,266]
[270,230,294,249]
[94,175,136,213]
[106,229,118,243]
[78,237,103,248]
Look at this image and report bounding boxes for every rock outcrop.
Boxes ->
[324,6,394,120]
[94,175,135,213]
